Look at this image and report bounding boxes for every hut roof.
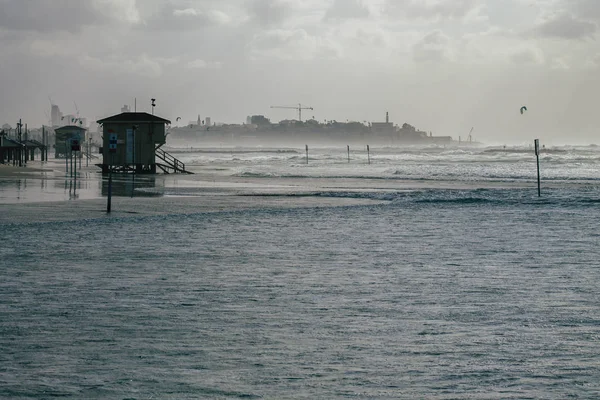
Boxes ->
[55,125,87,132]
[97,112,171,124]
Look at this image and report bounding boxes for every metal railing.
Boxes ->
[155,147,186,173]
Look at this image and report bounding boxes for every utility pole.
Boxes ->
[534,139,541,197]
[151,98,156,115]
[17,119,22,167]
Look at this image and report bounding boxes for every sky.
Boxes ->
[1,0,600,144]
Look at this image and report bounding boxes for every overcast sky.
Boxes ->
[1,0,600,143]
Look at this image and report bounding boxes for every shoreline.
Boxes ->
[0,195,388,224]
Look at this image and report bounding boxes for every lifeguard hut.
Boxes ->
[55,125,87,159]
[97,112,188,174]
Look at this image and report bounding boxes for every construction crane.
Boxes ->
[270,103,314,122]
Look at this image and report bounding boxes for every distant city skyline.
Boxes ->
[2,0,600,144]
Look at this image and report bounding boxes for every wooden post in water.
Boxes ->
[534,139,541,197]
[107,153,113,213]
[70,144,73,178]
[305,144,309,164]
[41,126,45,162]
[367,145,370,165]
[347,145,350,163]
[24,124,28,163]
[73,147,77,194]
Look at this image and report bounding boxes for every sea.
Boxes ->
[1,144,600,399]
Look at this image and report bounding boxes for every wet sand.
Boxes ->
[0,161,388,224]
[0,157,578,224]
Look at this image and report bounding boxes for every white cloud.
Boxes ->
[186,59,223,69]
[535,13,597,39]
[413,30,455,63]
[325,0,371,20]
[247,28,342,61]
[386,0,481,20]
[79,54,163,78]
[510,47,545,65]
[94,0,141,24]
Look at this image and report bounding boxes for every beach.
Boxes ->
[1,146,600,399]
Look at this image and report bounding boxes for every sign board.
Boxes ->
[534,139,539,156]
[71,139,80,151]
[109,133,118,153]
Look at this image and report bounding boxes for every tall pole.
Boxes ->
[107,152,113,213]
[74,145,77,194]
[17,119,22,167]
[347,145,350,163]
[305,144,309,164]
[41,126,45,161]
[70,142,73,177]
[367,145,370,165]
[24,124,28,164]
[534,139,541,197]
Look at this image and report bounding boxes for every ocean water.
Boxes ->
[1,145,600,399]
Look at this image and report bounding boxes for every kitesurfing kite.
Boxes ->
[176,117,181,122]
[520,106,527,115]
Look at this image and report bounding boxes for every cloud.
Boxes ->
[247,28,342,60]
[551,57,570,70]
[510,47,545,66]
[0,0,140,33]
[142,3,232,31]
[79,54,163,78]
[186,59,223,69]
[0,0,98,33]
[325,0,370,20]
[584,53,600,68]
[535,13,597,39]
[387,0,480,20]
[247,0,293,26]
[570,0,600,22]
[412,30,454,63]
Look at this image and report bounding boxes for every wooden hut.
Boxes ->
[0,134,23,165]
[97,112,188,174]
[55,125,87,159]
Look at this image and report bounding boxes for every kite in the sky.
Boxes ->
[520,106,528,115]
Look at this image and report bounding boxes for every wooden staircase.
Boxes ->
[155,146,192,174]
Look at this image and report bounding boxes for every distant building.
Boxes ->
[246,116,252,125]
[251,115,270,126]
[51,104,63,127]
[371,111,395,137]
[205,117,211,127]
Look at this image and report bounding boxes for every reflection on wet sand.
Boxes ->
[100,175,162,198]
[0,161,165,203]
